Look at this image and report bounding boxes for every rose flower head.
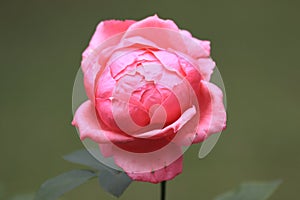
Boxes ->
[72,15,226,183]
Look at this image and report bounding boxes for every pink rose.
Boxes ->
[72,15,226,183]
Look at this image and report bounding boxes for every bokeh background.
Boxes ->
[1,0,299,199]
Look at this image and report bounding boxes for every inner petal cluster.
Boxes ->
[95,48,201,139]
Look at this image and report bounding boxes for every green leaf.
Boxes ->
[9,193,35,200]
[215,180,282,200]
[63,149,133,197]
[63,149,112,172]
[35,169,96,200]
[98,170,132,197]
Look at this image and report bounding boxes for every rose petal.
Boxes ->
[134,105,196,139]
[72,100,107,142]
[200,40,211,56]
[173,50,215,81]
[81,20,136,101]
[182,37,211,58]
[120,15,184,52]
[112,143,183,183]
[193,81,226,143]
[196,57,216,81]
[82,62,101,102]
[72,100,133,143]
[126,15,179,31]
[126,156,183,183]
[151,50,184,76]
[83,20,136,58]
[122,15,210,59]
[180,29,212,56]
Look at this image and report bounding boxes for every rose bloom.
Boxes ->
[72,15,226,183]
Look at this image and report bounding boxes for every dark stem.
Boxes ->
[160,181,166,200]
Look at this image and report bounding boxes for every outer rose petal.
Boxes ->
[126,157,183,183]
[72,100,107,143]
[82,63,101,103]
[126,15,179,31]
[83,20,136,59]
[173,49,215,81]
[72,100,133,143]
[112,143,184,183]
[123,15,210,59]
[180,30,211,58]
[120,16,184,53]
[196,57,215,81]
[81,20,136,102]
[193,81,226,143]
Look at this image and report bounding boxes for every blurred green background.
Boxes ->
[1,0,299,199]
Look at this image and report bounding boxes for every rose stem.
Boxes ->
[160,181,166,200]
